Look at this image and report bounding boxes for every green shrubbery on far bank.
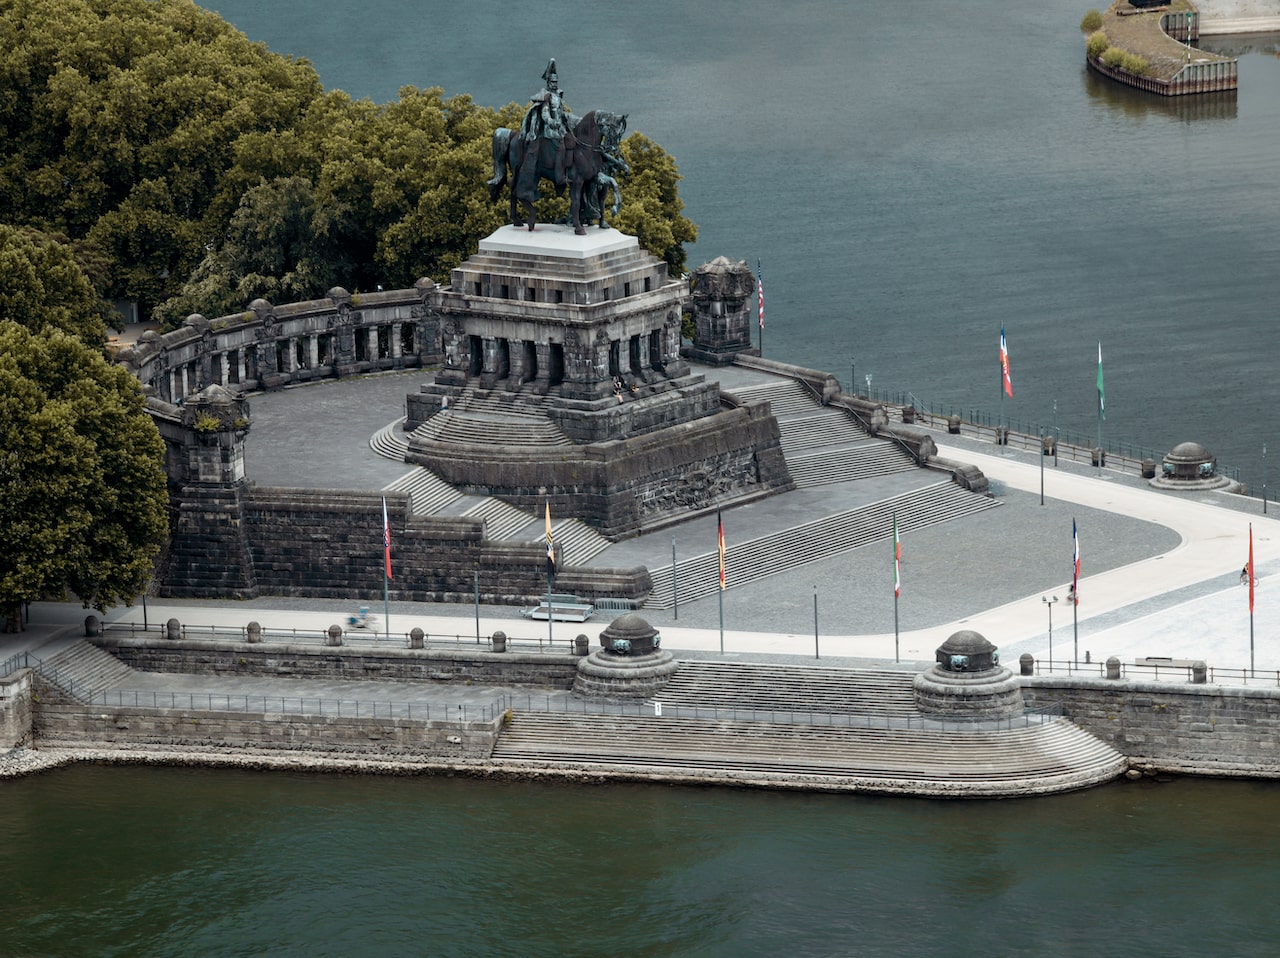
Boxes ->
[1100,45,1152,76]
[1087,30,1109,58]
[1080,9,1104,32]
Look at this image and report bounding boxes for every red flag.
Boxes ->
[718,509,726,590]
[382,497,392,580]
[893,515,901,598]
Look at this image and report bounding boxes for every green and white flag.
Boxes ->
[1096,342,1105,420]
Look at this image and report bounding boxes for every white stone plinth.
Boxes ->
[478,224,638,260]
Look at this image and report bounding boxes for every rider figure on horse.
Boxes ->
[521,59,573,190]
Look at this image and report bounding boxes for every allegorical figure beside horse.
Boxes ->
[487,59,629,235]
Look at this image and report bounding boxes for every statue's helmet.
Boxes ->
[542,58,558,88]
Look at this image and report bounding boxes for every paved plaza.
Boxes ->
[5,367,1277,679]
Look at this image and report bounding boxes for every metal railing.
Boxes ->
[493,691,1065,732]
[855,385,1244,485]
[101,621,581,655]
[1031,658,1280,687]
[80,688,508,722]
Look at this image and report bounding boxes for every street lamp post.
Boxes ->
[1042,595,1059,670]
[865,373,872,400]
[851,357,856,398]
[1264,444,1268,515]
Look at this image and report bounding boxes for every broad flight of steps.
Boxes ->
[33,640,136,702]
[644,479,998,611]
[731,380,917,486]
[490,661,1127,795]
[375,385,611,566]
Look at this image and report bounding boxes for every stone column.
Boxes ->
[391,323,403,364]
[308,334,319,369]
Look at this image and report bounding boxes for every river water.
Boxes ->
[9,3,1280,954]
[4,765,1279,957]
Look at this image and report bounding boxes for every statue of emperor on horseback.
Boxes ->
[487,59,628,235]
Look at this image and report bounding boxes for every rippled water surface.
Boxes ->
[4,766,1280,957]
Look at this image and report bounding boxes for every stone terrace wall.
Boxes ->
[116,284,442,404]
[412,403,792,539]
[1023,678,1280,777]
[98,638,581,689]
[35,703,499,760]
[240,489,650,603]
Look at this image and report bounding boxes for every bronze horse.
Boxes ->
[487,110,627,235]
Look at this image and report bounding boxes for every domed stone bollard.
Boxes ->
[1092,447,1106,467]
[410,627,425,649]
[574,634,590,656]
[1042,435,1056,457]
[166,618,181,641]
[948,415,962,434]
[1141,458,1157,479]
[901,405,916,424]
[246,621,262,644]
[491,630,507,653]
[1019,653,1034,676]
[1106,656,1122,680]
[84,614,101,637]
[326,624,343,647]
[1192,660,1207,684]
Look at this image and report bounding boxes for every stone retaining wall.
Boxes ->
[35,701,499,760]
[177,489,652,604]
[0,670,33,749]
[97,637,582,688]
[1023,677,1280,776]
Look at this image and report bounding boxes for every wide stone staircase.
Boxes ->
[644,479,999,611]
[489,660,1127,795]
[409,385,573,447]
[33,640,135,702]
[732,380,917,486]
[490,712,1126,796]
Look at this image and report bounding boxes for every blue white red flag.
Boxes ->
[1000,325,1013,398]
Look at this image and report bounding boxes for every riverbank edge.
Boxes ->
[0,742,1130,799]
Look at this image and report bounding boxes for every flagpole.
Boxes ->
[545,501,554,648]
[1096,342,1105,476]
[756,260,765,359]
[717,507,726,654]
[382,497,391,642]
[893,512,900,664]
[1249,523,1255,674]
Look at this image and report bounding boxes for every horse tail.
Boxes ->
[487,127,513,200]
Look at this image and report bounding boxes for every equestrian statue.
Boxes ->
[487,59,628,235]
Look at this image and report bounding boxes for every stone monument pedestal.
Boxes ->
[573,613,679,700]
[913,630,1025,719]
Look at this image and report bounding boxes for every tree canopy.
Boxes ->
[0,320,168,629]
[0,225,109,346]
[1,0,697,326]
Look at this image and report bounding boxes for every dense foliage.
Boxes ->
[0,319,168,628]
[0,0,697,326]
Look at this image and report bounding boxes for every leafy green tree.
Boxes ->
[614,133,699,276]
[0,225,109,346]
[0,0,322,313]
[0,320,168,631]
[1080,9,1104,33]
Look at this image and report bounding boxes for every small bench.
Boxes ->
[521,602,595,622]
[1134,657,1200,669]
